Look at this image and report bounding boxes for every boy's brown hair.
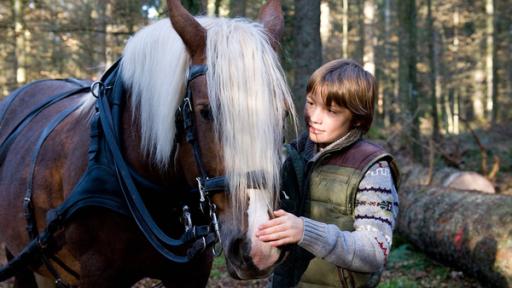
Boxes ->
[306,59,376,133]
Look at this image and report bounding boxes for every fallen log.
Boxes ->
[401,165,495,193]
[397,185,512,287]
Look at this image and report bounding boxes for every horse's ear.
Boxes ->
[257,0,284,51]
[167,0,206,64]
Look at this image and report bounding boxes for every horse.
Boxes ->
[0,0,296,286]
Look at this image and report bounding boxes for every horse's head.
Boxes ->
[121,0,294,279]
[167,0,293,279]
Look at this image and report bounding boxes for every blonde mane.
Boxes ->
[120,17,296,212]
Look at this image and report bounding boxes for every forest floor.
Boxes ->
[204,239,485,288]
[0,240,485,288]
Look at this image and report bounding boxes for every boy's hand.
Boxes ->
[256,209,304,247]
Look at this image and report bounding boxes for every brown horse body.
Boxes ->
[0,79,213,287]
[0,0,294,287]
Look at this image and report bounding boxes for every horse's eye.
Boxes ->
[199,107,213,121]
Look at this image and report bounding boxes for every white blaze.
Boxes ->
[246,189,280,270]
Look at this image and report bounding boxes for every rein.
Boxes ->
[94,60,225,262]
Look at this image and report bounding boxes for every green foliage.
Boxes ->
[431,266,450,279]
[182,0,202,15]
[367,125,388,140]
[379,242,455,288]
[386,244,431,271]
[379,277,419,288]
[391,233,409,249]
[209,256,226,279]
[504,147,512,173]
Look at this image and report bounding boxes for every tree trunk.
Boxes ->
[450,88,460,135]
[397,185,512,287]
[214,0,222,16]
[183,0,206,15]
[427,0,440,142]
[508,2,512,106]
[95,0,108,72]
[341,0,348,59]
[382,0,393,127]
[12,0,25,85]
[363,0,375,75]
[4,0,17,93]
[229,0,246,17]
[490,0,498,126]
[292,0,322,124]
[485,0,496,124]
[398,0,421,162]
[356,0,365,64]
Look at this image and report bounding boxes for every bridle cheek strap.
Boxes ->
[179,64,226,256]
[181,64,210,179]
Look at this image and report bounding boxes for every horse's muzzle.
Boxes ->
[223,237,285,280]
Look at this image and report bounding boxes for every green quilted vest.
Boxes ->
[297,140,399,288]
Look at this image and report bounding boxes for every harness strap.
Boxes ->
[200,177,226,194]
[0,85,89,164]
[0,219,61,282]
[0,79,89,285]
[182,65,209,179]
[0,237,42,282]
[49,255,80,281]
[0,78,86,126]
[23,103,83,286]
[95,63,220,263]
[0,80,47,125]
[99,93,215,263]
[25,104,82,239]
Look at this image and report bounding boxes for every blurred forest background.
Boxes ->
[0,0,511,287]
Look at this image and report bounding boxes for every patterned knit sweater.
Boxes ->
[298,133,399,273]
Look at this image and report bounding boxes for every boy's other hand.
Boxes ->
[256,209,304,247]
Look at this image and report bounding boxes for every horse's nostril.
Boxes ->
[228,238,253,265]
[228,238,243,259]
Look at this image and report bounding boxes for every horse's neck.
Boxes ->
[120,99,178,185]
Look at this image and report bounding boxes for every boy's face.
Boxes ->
[304,92,353,148]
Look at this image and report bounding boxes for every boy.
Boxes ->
[257,59,400,288]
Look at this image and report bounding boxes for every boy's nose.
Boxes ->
[310,108,322,124]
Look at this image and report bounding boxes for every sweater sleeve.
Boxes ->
[298,161,399,273]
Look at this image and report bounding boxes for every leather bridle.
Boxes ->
[175,64,226,256]
[95,61,227,263]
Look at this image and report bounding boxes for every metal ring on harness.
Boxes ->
[90,81,104,98]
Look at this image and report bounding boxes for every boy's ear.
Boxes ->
[351,119,362,129]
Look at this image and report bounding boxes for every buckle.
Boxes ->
[182,205,193,232]
[183,97,192,112]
